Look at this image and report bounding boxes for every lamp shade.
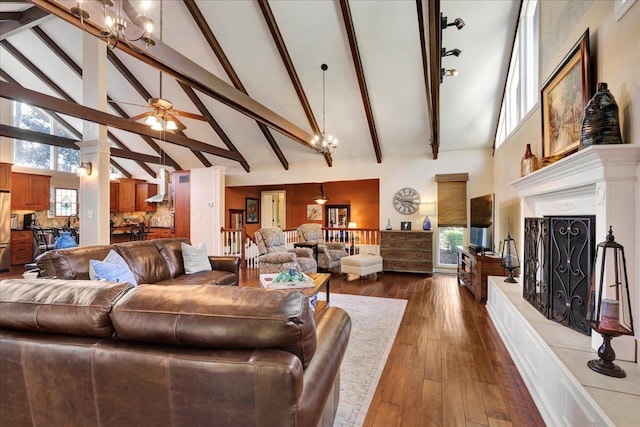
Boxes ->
[419,202,436,216]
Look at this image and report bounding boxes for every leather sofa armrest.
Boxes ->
[208,256,241,275]
[298,307,352,427]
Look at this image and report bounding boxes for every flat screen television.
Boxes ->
[469,194,494,253]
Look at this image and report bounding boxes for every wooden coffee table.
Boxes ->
[305,273,330,313]
[251,272,330,314]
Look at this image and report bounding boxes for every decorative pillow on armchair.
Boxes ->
[181,242,212,274]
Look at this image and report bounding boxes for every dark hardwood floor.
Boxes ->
[242,268,544,427]
[2,266,544,426]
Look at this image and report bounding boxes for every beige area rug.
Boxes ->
[319,292,407,427]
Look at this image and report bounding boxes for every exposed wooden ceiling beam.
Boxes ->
[106,50,209,168]
[416,0,437,159]
[1,81,245,161]
[339,0,382,164]
[30,0,315,150]
[0,12,23,21]
[0,5,49,41]
[19,26,180,171]
[256,0,332,167]
[427,0,441,159]
[0,124,164,164]
[31,26,157,178]
[181,0,292,169]
[2,37,156,177]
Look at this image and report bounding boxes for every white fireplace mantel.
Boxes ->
[512,144,640,361]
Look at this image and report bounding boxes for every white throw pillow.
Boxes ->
[182,242,212,274]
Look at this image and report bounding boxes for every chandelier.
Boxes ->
[311,64,338,154]
[70,0,155,51]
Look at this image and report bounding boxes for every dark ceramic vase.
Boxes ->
[580,82,623,149]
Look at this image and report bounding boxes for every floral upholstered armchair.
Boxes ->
[254,227,317,274]
[296,223,349,271]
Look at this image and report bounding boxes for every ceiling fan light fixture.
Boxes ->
[150,121,163,131]
[144,115,158,126]
[165,119,178,131]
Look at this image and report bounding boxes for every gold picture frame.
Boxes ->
[541,29,592,159]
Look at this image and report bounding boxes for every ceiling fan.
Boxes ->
[110,96,208,132]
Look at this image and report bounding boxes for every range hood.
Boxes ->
[145,168,170,203]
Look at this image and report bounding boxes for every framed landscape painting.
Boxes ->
[541,29,591,159]
[246,198,259,224]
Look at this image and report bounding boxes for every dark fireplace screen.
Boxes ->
[523,216,595,335]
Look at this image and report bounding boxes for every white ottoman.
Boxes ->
[340,254,383,279]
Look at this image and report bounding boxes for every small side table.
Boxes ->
[294,242,319,264]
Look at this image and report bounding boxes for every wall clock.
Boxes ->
[393,187,420,215]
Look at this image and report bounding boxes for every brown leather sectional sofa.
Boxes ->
[0,277,352,426]
[35,237,240,286]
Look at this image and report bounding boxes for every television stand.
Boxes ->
[457,247,507,303]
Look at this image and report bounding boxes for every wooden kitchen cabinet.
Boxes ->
[171,171,190,238]
[11,172,51,210]
[149,227,174,240]
[135,182,158,212]
[0,162,11,192]
[110,181,119,211]
[11,230,33,266]
[117,178,136,212]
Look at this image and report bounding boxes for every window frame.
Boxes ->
[52,187,79,218]
[495,0,539,149]
[13,102,80,173]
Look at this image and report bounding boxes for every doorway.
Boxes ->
[325,205,350,228]
[261,191,286,229]
[229,209,244,229]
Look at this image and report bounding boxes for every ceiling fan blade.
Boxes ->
[173,110,209,122]
[108,99,148,108]
[129,111,152,121]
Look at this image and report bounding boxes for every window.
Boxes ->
[495,0,539,148]
[436,173,469,267]
[13,102,80,173]
[54,188,78,217]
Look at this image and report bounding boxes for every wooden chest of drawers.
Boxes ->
[11,230,33,266]
[380,231,433,275]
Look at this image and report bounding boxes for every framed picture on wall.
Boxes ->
[246,198,259,224]
[541,29,591,159]
[307,204,323,221]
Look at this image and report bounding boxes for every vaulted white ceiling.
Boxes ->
[0,0,519,180]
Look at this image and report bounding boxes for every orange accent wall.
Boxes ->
[225,179,379,240]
